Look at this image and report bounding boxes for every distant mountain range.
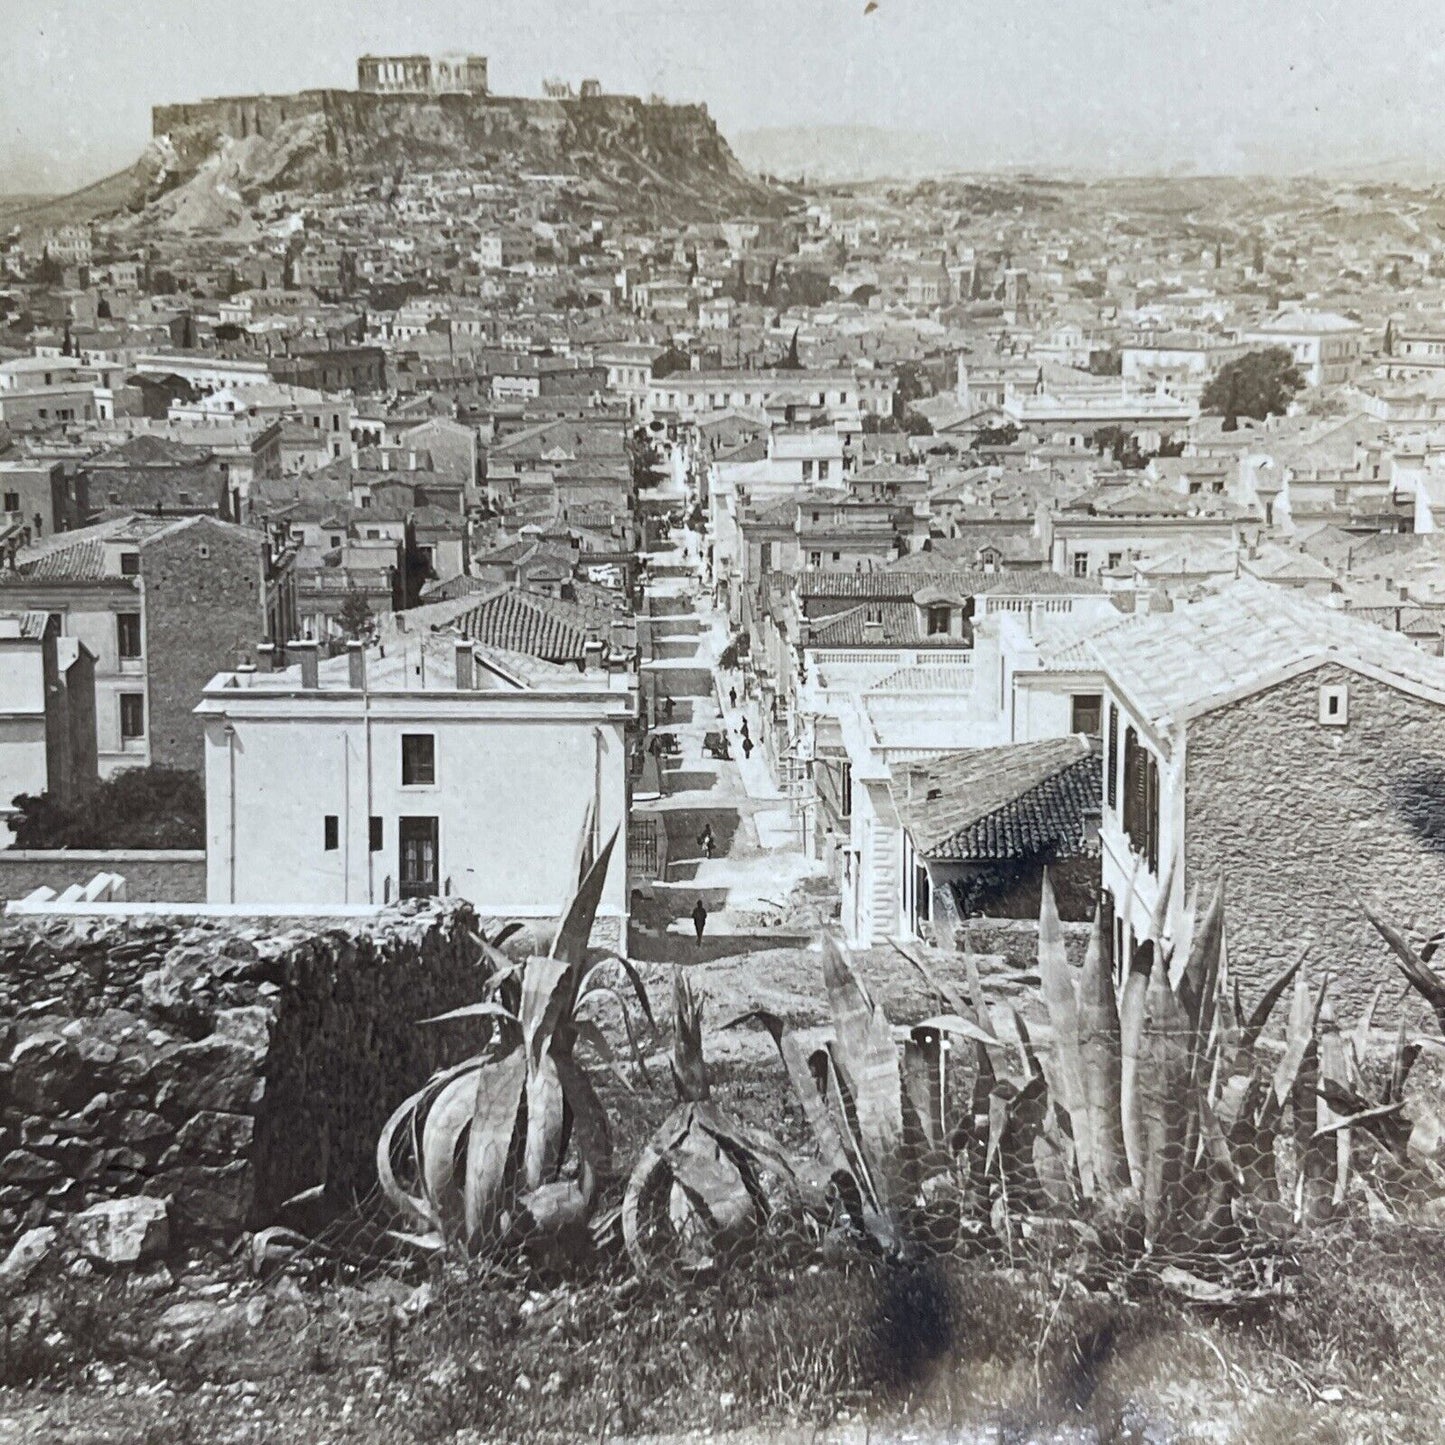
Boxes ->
[731,126,985,182]
[730,125,1445,187]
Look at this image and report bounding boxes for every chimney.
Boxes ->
[293,638,319,688]
[454,639,475,690]
[256,642,275,674]
[348,640,367,690]
[606,620,630,672]
[583,625,605,672]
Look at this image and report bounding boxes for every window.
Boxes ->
[116,612,142,660]
[119,693,145,740]
[831,551,841,563]
[1121,727,1159,873]
[808,551,822,568]
[401,733,436,785]
[1107,552,1123,570]
[370,817,384,851]
[2,492,18,513]
[1106,703,1118,810]
[1072,552,1089,578]
[120,552,140,576]
[399,816,439,898]
[323,815,339,851]
[1072,693,1102,737]
[1319,684,1349,726]
[926,604,951,635]
[802,460,814,481]
[819,460,830,481]
[330,535,342,549]
[178,492,192,507]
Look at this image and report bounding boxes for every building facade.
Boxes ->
[198,637,633,944]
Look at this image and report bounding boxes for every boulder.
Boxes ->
[141,949,219,1036]
[9,1033,87,1113]
[175,1110,255,1161]
[155,1038,266,1117]
[0,1225,58,1294]
[0,1149,62,1186]
[145,1162,252,1240]
[70,1196,170,1265]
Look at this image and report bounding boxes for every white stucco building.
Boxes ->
[197,633,635,943]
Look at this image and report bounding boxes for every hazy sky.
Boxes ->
[4,0,1445,192]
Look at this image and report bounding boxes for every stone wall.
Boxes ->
[1185,662,1445,1021]
[0,901,488,1251]
[950,916,1092,971]
[0,850,207,904]
[143,518,266,774]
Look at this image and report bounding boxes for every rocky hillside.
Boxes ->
[18,90,788,234]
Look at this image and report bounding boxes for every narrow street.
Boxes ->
[630,531,828,966]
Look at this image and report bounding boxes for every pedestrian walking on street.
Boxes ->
[692,898,708,946]
[698,823,715,859]
[742,735,754,761]
[729,686,737,710]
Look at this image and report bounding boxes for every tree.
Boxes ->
[974,423,1020,448]
[892,360,929,420]
[10,766,204,849]
[1201,348,1304,420]
[900,407,933,436]
[338,587,375,640]
[33,247,62,286]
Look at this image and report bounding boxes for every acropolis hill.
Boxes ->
[139,70,782,225]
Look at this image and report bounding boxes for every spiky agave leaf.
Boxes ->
[1036,869,1092,1196]
[551,827,620,971]
[822,935,903,1211]
[1315,998,1351,1211]
[1118,944,1153,1191]
[1361,901,1445,1036]
[670,967,710,1102]
[1077,904,1127,1197]
[462,1048,527,1247]
[1136,957,1190,1246]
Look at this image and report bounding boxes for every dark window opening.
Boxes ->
[1071,693,1102,737]
[116,611,142,659]
[119,693,145,739]
[324,815,339,851]
[401,733,436,785]
[370,816,383,851]
[399,815,439,898]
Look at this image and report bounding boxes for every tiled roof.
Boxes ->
[808,600,969,648]
[88,434,213,468]
[893,737,1101,860]
[803,567,1098,599]
[1087,575,1445,728]
[447,589,610,663]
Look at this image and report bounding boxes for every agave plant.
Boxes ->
[904,869,1333,1297]
[622,969,799,1274]
[730,936,991,1255]
[377,825,657,1256]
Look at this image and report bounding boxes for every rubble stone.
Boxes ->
[70,1196,170,1265]
[0,902,487,1256]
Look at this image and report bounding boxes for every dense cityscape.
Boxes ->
[5,29,1445,1444]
